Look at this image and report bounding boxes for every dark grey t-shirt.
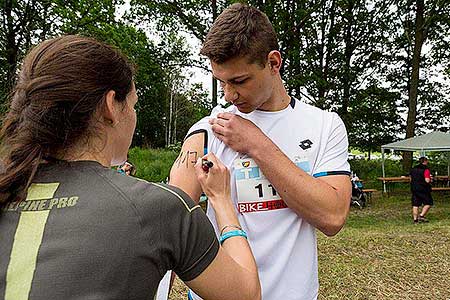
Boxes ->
[0,160,219,299]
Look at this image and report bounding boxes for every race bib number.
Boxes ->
[234,157,287,213]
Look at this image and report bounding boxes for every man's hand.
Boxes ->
[209,112,268,154]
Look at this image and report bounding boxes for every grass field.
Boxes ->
[125,148,450,299]
[169,192,450,300]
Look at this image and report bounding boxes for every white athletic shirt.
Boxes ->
[187,98,350,300]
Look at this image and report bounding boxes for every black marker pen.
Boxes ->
[202,159,214,172]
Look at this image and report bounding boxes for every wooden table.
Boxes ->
[434,175,449,187]
[432,187,450,192]
[378,176,410,183]
[378,176,450,194]
[362,189,378,204]
[378,176,410,195]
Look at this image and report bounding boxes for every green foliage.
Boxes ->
[2,0,450,149]
[169,83,211,143]
[130,0,213,42]
[349,159,404,188]
[54,0,121,35]
[85,23,170,147]
[127,147,178,182]
[0,0,124,123]
[0,0,122,90]
[384,0,450,140]
[0,0,211,148]
[130,0,450,150]
[348,85,401,156]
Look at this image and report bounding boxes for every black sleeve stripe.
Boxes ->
[313,171,351,178]
[290,97,296,108]
[184,129,208,155]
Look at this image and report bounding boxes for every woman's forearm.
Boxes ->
[210,198,258,274]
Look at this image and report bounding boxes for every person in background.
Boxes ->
[0,35,260,300]
[118,161,136,176]
[410,156,433,223]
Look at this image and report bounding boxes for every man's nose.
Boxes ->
[223,84,238,103]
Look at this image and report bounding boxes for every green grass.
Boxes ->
[170,193,450,300]
[125,147,450,299]
[127,147,178,182]
[318,194,450,299]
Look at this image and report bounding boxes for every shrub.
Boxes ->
[127,147,178,182]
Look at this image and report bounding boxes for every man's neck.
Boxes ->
[258,78,291,112]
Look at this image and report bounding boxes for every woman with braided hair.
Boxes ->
[0,36,260,300]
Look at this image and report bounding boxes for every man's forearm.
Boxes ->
[249,137,350,236]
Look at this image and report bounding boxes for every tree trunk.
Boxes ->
[317,0,336,108]
[403,0,426,173]
[211,0,218,107]
[341,0,354,124]
[168,88,173,146]
[5,0,18,91]
[317,1,326,108]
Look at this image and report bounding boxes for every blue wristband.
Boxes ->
[219,229,248,245]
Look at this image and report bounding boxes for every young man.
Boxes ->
[169,3,351,299]
[410,157,433,223]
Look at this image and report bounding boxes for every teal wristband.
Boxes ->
[219,229,248,245]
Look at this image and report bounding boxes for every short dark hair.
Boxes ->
[200,3,279,66]
[419,157,428,164]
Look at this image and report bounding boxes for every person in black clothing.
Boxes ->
[410,157,433,223]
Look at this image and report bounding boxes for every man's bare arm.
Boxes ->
[250,141,351,236]
[169,132,205,203]
[167,132,207,290]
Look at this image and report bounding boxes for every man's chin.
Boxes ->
[235,105,254,114]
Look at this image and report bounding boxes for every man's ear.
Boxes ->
[267,50,282,74]
[103,90,119,127]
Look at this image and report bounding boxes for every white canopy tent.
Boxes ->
[381,131,450,192]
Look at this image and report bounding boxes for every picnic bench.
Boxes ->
[377,176,410,195]
[362,189,377,203]
[378,176,450,195]
[431,187,450,192]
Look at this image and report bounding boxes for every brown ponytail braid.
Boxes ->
[0,35,135,205]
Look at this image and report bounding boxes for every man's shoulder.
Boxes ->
[186,105,237,138]
[295,100,335,118]
[290,100,341,130]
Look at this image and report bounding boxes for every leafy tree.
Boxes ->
[0,0,123,108]
[1,0,186,148]
[348,84,401,159]
[130,0,222,106]
[3,0,450,150]
[1,0,49,95]
[170,83,211,144]
[384,0,450,171]
[84,23,212,148]
[86,23,170,147]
